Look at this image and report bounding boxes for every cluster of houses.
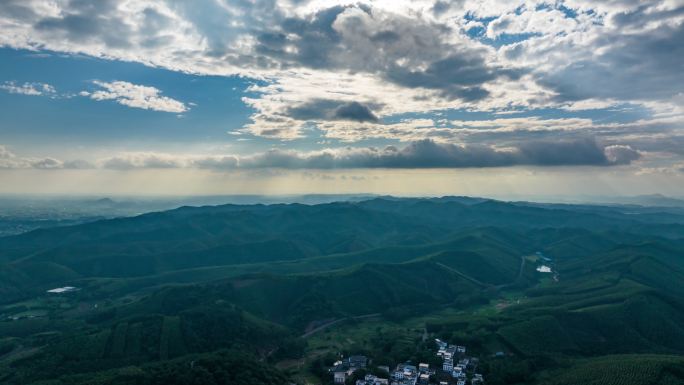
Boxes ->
[355,374,389,385]
[332,356,370,384]
[330,340,484,385]
[389,362,432,385]
[435,339,483,385]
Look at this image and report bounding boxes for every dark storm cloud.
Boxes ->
[516,138,610,166]
[287,99,380,123]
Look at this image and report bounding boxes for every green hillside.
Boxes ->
[541,355,684,385]
[1,293,300,384]
[1,197,684,384]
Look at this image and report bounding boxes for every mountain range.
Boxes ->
[1,197,684,385]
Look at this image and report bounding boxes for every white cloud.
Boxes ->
[99,152,187,169]
[0,81,56,96]
[30,157,63,169]
[241,114,681,146]
[90,138,641,169]
[0,0,682,147]
[0,145,22,169]
[0,136,654,173]
[0,144,78,169]
[81,80,189,113]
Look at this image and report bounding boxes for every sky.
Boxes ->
[0,0,683,197]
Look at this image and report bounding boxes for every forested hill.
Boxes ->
[1,197,684,384]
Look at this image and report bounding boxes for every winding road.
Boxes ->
[299,256,527,338]
[436,256,526,290]
[300,313,381,338]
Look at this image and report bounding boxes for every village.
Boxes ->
[330,339,485,385]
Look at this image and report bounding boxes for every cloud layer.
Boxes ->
[1,1,682,137]
[0,145,75,169]
[0,0,682,173]
[0,139,641,171]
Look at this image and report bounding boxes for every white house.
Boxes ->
[442,359,453,372]
[418,363,429,373]
[334,370,348,384]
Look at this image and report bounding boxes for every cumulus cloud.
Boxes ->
[80,81,189,113]
[0,2,615,136]
[537,23,684,103]
[1,2,677,104]
[603,144,642,165]
[0,81,56,96]
[486,7,578,40]
[0,0,682,154]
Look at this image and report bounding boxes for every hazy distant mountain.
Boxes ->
[623,194,684,207]
[551,194,684,207]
